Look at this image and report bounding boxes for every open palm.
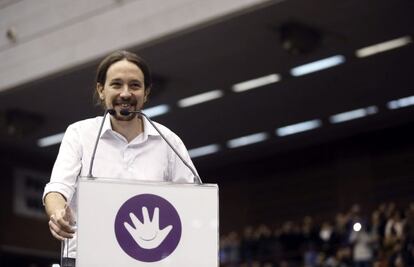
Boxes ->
[124,207,173,249]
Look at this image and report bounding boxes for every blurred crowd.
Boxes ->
[219,202,414,267]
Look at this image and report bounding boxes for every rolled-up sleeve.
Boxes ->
[43,124,82,204]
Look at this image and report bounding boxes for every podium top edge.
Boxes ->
[79,176,218,188]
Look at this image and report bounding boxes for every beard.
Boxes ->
[113,111,136,121]
[110,97,139,121]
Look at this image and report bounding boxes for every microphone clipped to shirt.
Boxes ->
[87,108,202,184]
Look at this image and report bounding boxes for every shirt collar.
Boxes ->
[100,114,160,139]
[143,115,160,137]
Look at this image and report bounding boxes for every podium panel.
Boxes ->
[77,177,219,266]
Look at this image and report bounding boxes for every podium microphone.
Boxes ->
[87,109,114,178]
[120,109,203,184]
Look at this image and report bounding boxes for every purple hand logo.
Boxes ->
[114,194,182,262]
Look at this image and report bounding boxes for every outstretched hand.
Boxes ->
[124,207,173,249]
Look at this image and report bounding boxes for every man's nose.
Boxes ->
[120,86,132,97]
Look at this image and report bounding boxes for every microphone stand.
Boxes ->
[60,238,69,266]
[87,108,202,184]
[123,109,203,184]
[87,109,113,178]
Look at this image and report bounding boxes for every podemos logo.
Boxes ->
[114,194,182,262]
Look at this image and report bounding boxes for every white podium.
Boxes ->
[76,177,219,266]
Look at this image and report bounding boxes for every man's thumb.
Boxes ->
[63,205,75,225]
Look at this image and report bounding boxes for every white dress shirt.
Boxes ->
[43,114,197,258]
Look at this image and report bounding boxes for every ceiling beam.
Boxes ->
[0,0,275,93]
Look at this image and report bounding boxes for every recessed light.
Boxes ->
[276,119,322,136]
[290,55,345,76]
[178,90,223,108]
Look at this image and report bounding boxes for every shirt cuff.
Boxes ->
[43,182,76,205]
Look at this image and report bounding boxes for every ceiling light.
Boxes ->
[178,90,223,108]
[188,144,220,158]
[227,132,269,148]
[142,104,170,118]
[37,132,65,147]
[387,95,414,110]
[232,74,281,92]
[356,36,412,58]
[276,119,322,137]
[290,55,345,76]
[329,106,378,124]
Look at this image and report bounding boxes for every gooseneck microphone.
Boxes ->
[120,109,203,184]
[87,109,115,178]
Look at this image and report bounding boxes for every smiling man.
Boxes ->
[43,50,197,266]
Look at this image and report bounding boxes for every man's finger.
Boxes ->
[49,226,65,241]
[49,220,74,239]
[56,217,75,233]
[64,205,75,225]
[59,209,76,228]
[49,220,74,238]
[51,214,75,233]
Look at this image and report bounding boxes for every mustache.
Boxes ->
[113,98,137,105]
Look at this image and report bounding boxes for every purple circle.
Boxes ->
[114,194,181,262]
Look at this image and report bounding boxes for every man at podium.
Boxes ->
[42,51,197,266]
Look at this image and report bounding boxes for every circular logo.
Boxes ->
[114,194,182,262]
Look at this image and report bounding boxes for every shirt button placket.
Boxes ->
[124,145,130,170]
[125,145,135,171]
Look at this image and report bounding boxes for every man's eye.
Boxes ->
[130,83,141,89]
[111,82,122,87]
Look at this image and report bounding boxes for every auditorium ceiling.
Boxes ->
[0,0,413,169]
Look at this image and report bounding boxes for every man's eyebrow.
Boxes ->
[110,78,142,83]
[129,79,143,84]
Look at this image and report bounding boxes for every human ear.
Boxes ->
[96,83,105,100]
[144,87,151,103]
